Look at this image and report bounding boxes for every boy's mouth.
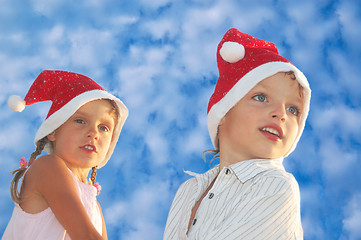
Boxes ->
[260,127,282,138]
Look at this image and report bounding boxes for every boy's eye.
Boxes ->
[287,106,300,116]
[253,94,267,102]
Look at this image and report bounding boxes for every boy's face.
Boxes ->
[218,72,303,161]
[48,99,116,170]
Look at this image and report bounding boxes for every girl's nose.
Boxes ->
[87,126,99,139]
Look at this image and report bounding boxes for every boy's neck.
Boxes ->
[218,144,256,170]
[219,156,242,170]
[219,150,280,170]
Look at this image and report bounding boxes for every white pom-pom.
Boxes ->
[219,41,245,63]
[8,95,26,112]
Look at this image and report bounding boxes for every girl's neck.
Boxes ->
[66,165,91,184]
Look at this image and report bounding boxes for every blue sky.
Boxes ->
[0,0,360,239]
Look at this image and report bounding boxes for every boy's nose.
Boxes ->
[270,105,286,122]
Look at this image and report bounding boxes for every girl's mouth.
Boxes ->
[82,144,97,152]
[84,145,94,151]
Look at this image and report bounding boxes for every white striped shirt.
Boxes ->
[163,158,303,240]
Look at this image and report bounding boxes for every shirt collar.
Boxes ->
[184,165,219,179]
[185,157,285,184]
[229,157,285,183]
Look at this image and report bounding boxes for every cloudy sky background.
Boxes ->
[0,0,360,239]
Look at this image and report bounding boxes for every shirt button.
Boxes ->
[225,169,231,175]
[193,219,197,225]
[209,193,214,199]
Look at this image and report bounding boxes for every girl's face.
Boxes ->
[48,99,116,170]
[218,72,303,161]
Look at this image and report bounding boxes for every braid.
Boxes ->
[10,137,48,203]
[30,138,48,162]
[90,166,97,185]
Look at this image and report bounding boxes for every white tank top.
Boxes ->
[2,169,102,240]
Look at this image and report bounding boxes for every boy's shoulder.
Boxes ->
[254,167,300,194]
[177,176,197,190]
[262,167,297,180]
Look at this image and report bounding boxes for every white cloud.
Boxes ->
[229,2,275,32]
[328,48,361,100]
[320,138,357,177]
[342,193,361,239]
[143,19,177,40]
[30,0,64,15]
[138,0,171,10]
[145,129,169,166]
[336,0,361,51]
[0,122,31,152]
[110,15,138,26]
[300,186,326,239]
[105,178,170,238]
[311,105,361,138]
[68,29,116,70]
[1,1,361,239]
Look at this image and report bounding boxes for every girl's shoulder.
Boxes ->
[26,155,70,183]
[19,155,70,213]
[31,154,66,170]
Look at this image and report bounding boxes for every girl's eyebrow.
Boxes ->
[100,117,115,126]
[74,110,115,125]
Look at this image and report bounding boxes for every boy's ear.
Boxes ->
[47,132,56,142]
[219,116,226,126]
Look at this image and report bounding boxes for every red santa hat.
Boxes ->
[207,28,311,156]
[8,70,128,168]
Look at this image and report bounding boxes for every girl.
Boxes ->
[163,28,311,239]
[3,70,128,240]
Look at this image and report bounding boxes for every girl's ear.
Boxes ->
[47,132,56,142]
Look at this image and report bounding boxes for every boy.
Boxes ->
[163,28,311,239]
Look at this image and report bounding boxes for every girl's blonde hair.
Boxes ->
[10,137,48,203]
[10,99,119,203]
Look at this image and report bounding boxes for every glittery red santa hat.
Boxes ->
[207,28,311,156]
[8,70,128,168]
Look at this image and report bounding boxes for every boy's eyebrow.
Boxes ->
[249,83,267,93]
[253,82,304,105]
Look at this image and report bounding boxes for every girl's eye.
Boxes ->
[75,119,85,124]
[99,126,109,132]
[253,94,267,102]
[287,106,300,116]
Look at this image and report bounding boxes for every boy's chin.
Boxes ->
[257,150,287,160]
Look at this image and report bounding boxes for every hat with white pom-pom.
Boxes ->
[8,70,128,168]
[207,28,311,156]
